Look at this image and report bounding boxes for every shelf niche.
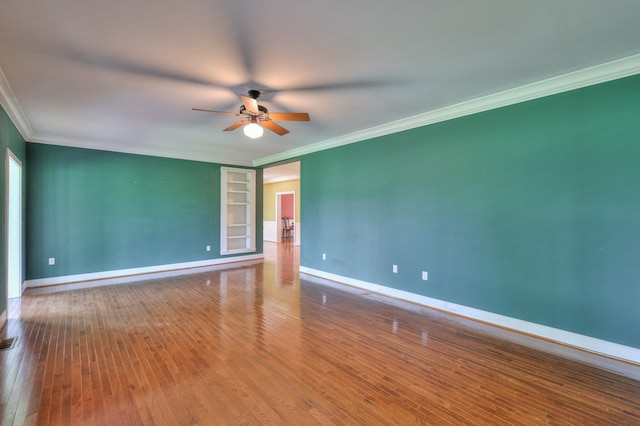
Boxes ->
[220,167,256,255]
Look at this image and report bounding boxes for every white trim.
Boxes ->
[276,191,296,243]
[4,54,640,168]
[5,149,23,300]
[263,220,278,242]
[0,66,251,165]
[263,220,300,245]
[264,174,300,184]
[299,266,640,367]
[0,68,32,141]
[27,137,254,167]
[25,254,264,288]
[253,54,640,166]
[220,167,257,255]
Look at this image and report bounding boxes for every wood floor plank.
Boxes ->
[1,241,639,425]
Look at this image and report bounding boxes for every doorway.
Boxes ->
[6,149,22,299]
[262,161,300,246]
[276,191,295,243]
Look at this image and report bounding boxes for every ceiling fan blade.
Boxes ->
[223,120,249,131]
[262,120,289,136]
[192,108,241,116]
[259,79,390,94]
[267,112,310,121]
[240,94,260,114]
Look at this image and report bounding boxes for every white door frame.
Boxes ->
[5,148,23,301]
[275,191,295,243]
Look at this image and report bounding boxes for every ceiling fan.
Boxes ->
[192,90,310,138]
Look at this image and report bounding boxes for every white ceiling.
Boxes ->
[1,1,640,167]
[263,161,300,184]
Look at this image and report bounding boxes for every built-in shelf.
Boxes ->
[220,167,256,255]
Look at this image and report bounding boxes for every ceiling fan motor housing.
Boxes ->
[247,89,262,99]
[192,89,308,136]
[240,104,268,115]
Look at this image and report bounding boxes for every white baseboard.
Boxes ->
[299,266,640,372]
[264,220,300,245]
[25,254,264,288]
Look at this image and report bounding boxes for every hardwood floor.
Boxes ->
[1,240,639,425]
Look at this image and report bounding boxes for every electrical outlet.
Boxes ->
[48,257,55,265]
[422,271,428,281]
[206,245,211,251]
[392,264,398,273]
[322,253,326,260]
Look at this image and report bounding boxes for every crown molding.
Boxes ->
[253,53,640,167]
[0,67,34,140]
[263,174,300,184]
[0,66,252,166]
[4,53,640,168]
[27,133,254,166]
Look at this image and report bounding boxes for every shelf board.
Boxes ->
[221,248,257,255]
[221,167,256,257]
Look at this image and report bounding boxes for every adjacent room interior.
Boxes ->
[1,1,640,424]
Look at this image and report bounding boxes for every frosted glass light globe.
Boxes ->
[244,123,264,139]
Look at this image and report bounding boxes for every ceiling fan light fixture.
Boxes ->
[244,122,263,139]
[192,89,309,137]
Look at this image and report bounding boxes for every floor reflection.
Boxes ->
[3,240,636,425]
[256,241,302,357]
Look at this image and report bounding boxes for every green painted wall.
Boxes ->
[0,106,27,316]
[301,74,640,349]
[26,144,262,280]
